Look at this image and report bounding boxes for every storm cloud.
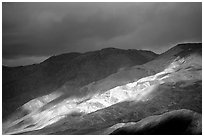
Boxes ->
[2,2,202,66]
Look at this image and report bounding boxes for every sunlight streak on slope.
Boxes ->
[3,57,192,134]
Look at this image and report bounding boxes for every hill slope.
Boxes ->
[2,43,201,134]
[3,48,158,119]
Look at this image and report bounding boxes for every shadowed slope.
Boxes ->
[110,109,201,135]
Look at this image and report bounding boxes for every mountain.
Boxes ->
[2,43,202,135]
[3,48,158,119]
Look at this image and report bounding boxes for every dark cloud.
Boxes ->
[2,2,202,66]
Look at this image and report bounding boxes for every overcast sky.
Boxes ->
[2,2,202,66]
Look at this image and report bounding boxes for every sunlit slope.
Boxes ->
[3,48,158,119]
[78,43,201,96]
[3,43,202,134]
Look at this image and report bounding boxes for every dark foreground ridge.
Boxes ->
[110,109,201,135]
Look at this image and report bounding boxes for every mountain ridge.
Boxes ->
[3,47,158,119]
[2,43,202,134]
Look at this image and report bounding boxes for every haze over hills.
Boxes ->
[2,43,202,135]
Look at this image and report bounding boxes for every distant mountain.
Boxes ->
[3,48,158,119]
[2,43,202,135]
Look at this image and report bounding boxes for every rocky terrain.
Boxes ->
[2,43,202,135]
